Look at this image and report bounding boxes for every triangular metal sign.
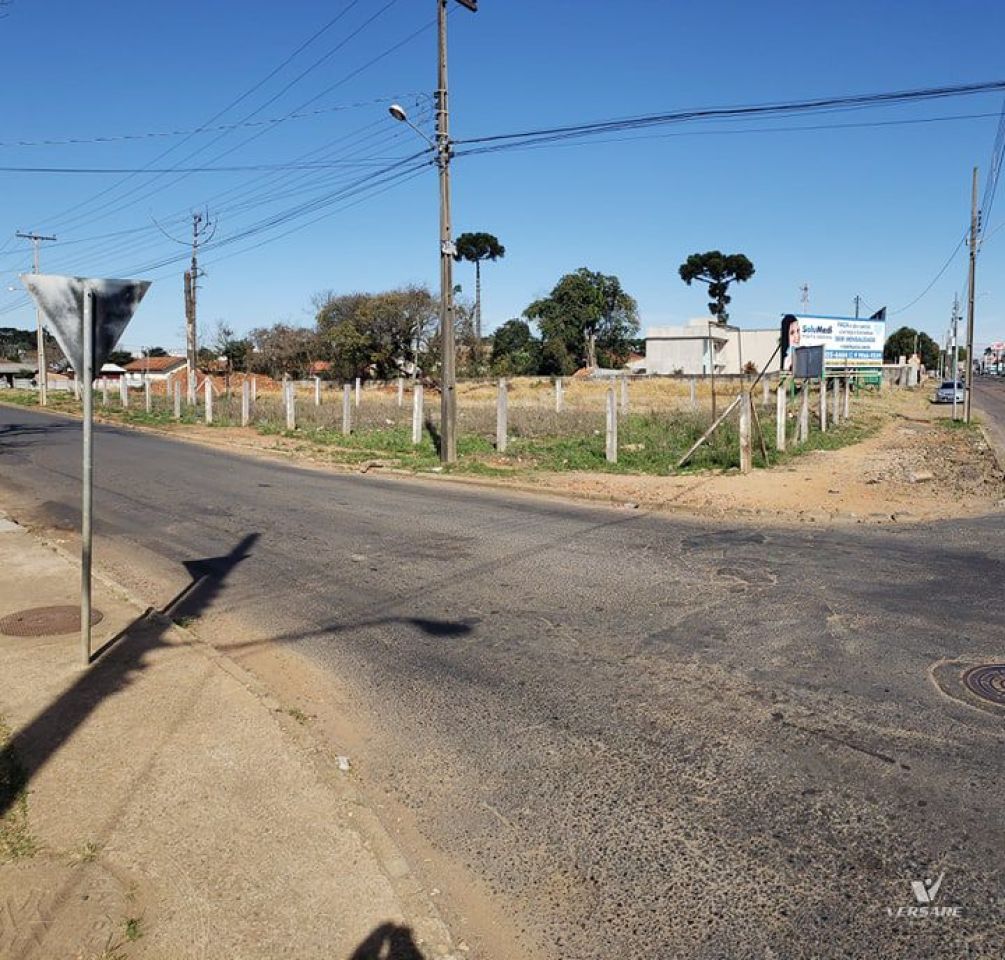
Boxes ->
[21,273,151,374]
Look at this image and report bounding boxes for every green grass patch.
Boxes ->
[936,416,979,433]
[0,714,37,862]
[123,915,144,942]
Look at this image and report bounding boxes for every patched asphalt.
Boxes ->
[1,401,1002,958]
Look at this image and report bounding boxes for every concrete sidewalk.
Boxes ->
[0,514,458,960]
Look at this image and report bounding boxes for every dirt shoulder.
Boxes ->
[521,390,1005,525]
[3,385,1001,527]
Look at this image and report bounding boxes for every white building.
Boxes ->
[643,318,779,376]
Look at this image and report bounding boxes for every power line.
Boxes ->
[37,0,384,229]
[44,7,433,237]
[452,79,1005,154]
[452,110,1002,158]
[0,105,433,281]
[889,234,967,316]
[977,97,1005,242]
[0,95,420,148]
[0,159,416,174]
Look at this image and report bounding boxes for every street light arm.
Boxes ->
[388,104,436,149]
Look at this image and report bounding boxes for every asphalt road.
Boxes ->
[974,375,1005,459]
[1,402,1003,959]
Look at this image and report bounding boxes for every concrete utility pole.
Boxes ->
[16,231,57,405]
[951,293,961,422]
[854,295,861,319]
[964,167,979,424]
[436,0,459,463]
[389,0,476,462]
[182,210,215,405]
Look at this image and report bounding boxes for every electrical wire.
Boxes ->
[37,0,409,233]
[0,96,417,148]
[452,79,1005,155]
[889,234,967,316]
[978,97,1005,242]
[453,111,1002,158]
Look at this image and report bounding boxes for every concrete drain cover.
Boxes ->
[963,664,1005,706]
[0,605,103,637]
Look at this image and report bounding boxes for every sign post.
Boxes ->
[21,274,151,665]
[81,287,94,667]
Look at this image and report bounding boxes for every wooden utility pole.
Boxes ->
[964,167,978,424]
[16,231,56,405]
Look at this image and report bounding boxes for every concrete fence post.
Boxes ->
[555,377,564,413]
[844,377,851,419]
[119,376,129,409]
[285,381,296,431]
[799,381,809,442]
[620,375,629,415]
[776,384,787,452]
[831,376,841,425]
[689,376,697,410]
[251,377,257,403]
[314,376,321,407]
[101,378,109,406]
[342,384,352,436]
[143,377,152,414]
[762,375,770,407]
[496,378,508,452]
[241,379,250,427]
[397,376,404,408]
[739,391,752,474]
[73,377,81,401]
[411,383,423,445]
[354,376,361,408]
[204,379,213,424]
[819,378,827,432]
[173,379,181,420]
[605,385,618,463]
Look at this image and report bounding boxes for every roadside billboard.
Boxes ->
[781,314,885,377]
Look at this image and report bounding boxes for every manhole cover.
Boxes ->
[962,664,1005,706]
[0,605,104,637]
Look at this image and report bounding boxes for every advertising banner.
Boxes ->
[781,314,884,374]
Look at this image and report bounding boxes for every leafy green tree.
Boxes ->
[883,326,939,369]
[454,232,505,341]
[524,268,639,370]
[107,350,133,367]
[0,327,34,360]
[678,250,755,324]
[490,319,541,375]
[455,298,489,377]
[314,285,438,380]
[145,346,169,358]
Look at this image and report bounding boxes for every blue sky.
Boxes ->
[0,0,1002,355]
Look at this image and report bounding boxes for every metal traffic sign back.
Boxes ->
[21,273,151,666]
[21,274,150,375]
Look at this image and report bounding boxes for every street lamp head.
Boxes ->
[388,104,408,123]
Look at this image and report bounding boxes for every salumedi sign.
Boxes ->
[794,314,885,371]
